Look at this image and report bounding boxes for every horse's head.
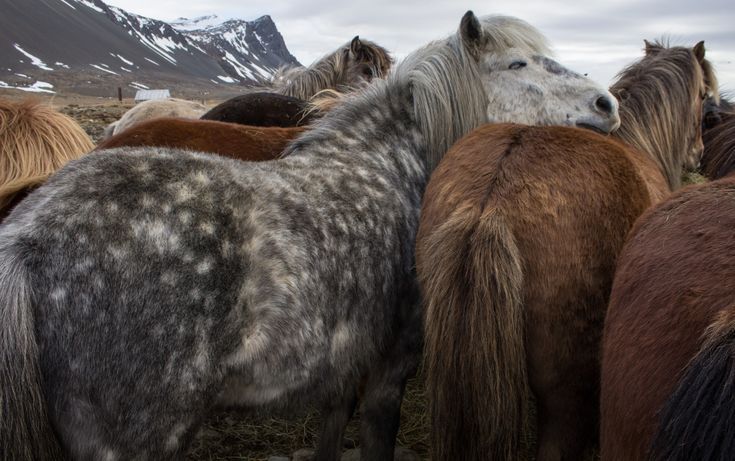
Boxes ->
[611,40,714,188]
[644,40,710,170]
[458,13,620,134]
[341,36,393,86]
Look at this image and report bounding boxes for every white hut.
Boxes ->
[134,89,171,103]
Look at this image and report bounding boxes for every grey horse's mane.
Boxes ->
[289,15,552,172]
[270,39,391,100]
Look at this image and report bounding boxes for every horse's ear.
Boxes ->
[693,41,706,64]
[459,11,483,51]
[350,36,363,57]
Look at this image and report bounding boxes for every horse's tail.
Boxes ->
[422,205,526,461]
[649,313,735,461]
[0,241,63,460]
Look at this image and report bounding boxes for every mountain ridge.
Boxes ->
[0,0,301,97]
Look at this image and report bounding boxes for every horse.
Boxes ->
[95,117,304,162]
[0,12,617,460]
[600,174,735,461]
[269,36,392,99]
[418,40,712,461]
[200,92,317,127]
[0,99,94,223]
[102,98,208,139]
[201,37,393,127]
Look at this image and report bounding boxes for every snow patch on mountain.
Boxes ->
[0,80,55,93]
[91,64,119,75]
[13,44,53,71]
[171,15,222,31]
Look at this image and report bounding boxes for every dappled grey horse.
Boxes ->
[0,12,617,461]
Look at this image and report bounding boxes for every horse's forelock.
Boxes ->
[479,15,553,57]
[611,44,707,189]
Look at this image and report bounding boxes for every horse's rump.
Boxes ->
[601,176,735,461]
[95,117,305,161]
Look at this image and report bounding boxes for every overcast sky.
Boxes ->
[109,0,735,93]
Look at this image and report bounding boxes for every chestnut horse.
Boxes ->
[95,117,304,161]
[601,174,735,461]
[418,41,712,461]
[0,99,94,222]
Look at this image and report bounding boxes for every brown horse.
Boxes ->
[269,36,392,99]
[199,37,393,128]
[701,109,735,179]
[95,117,304,161]
[200,92,317,127]
[418,41,712,461]
[0,99,94,222]
[601,174,735,461]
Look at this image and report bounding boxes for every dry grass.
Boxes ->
[187,372,430,461]
[681,170,709,185]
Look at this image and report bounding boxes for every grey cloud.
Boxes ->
[110,0,735,91]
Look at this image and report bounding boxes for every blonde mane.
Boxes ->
[0,99,94,212]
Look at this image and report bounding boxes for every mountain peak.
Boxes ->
[171,15,222,31]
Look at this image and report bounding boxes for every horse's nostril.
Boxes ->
[595,95,614,115]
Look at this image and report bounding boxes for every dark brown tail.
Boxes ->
[649,314,735,461]
[421,205,527,461]
[0,240,64,460]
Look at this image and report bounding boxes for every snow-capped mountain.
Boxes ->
[0,0,300,96]
[178,15,300,82]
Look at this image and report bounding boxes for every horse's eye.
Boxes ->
[509,61,527,70]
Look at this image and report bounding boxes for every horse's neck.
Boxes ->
[278,60,339,100]
[613,101,684,193]
[287,85,429,181]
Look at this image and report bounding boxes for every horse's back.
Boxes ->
[113,98,207,136]
[421,123,653,274]
[96,117,305,161]
[600,175,735,461]
[201,92,316,127]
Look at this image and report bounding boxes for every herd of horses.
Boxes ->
[0,11,733,461]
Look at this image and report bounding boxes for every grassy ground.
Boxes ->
[186,372,430,460]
